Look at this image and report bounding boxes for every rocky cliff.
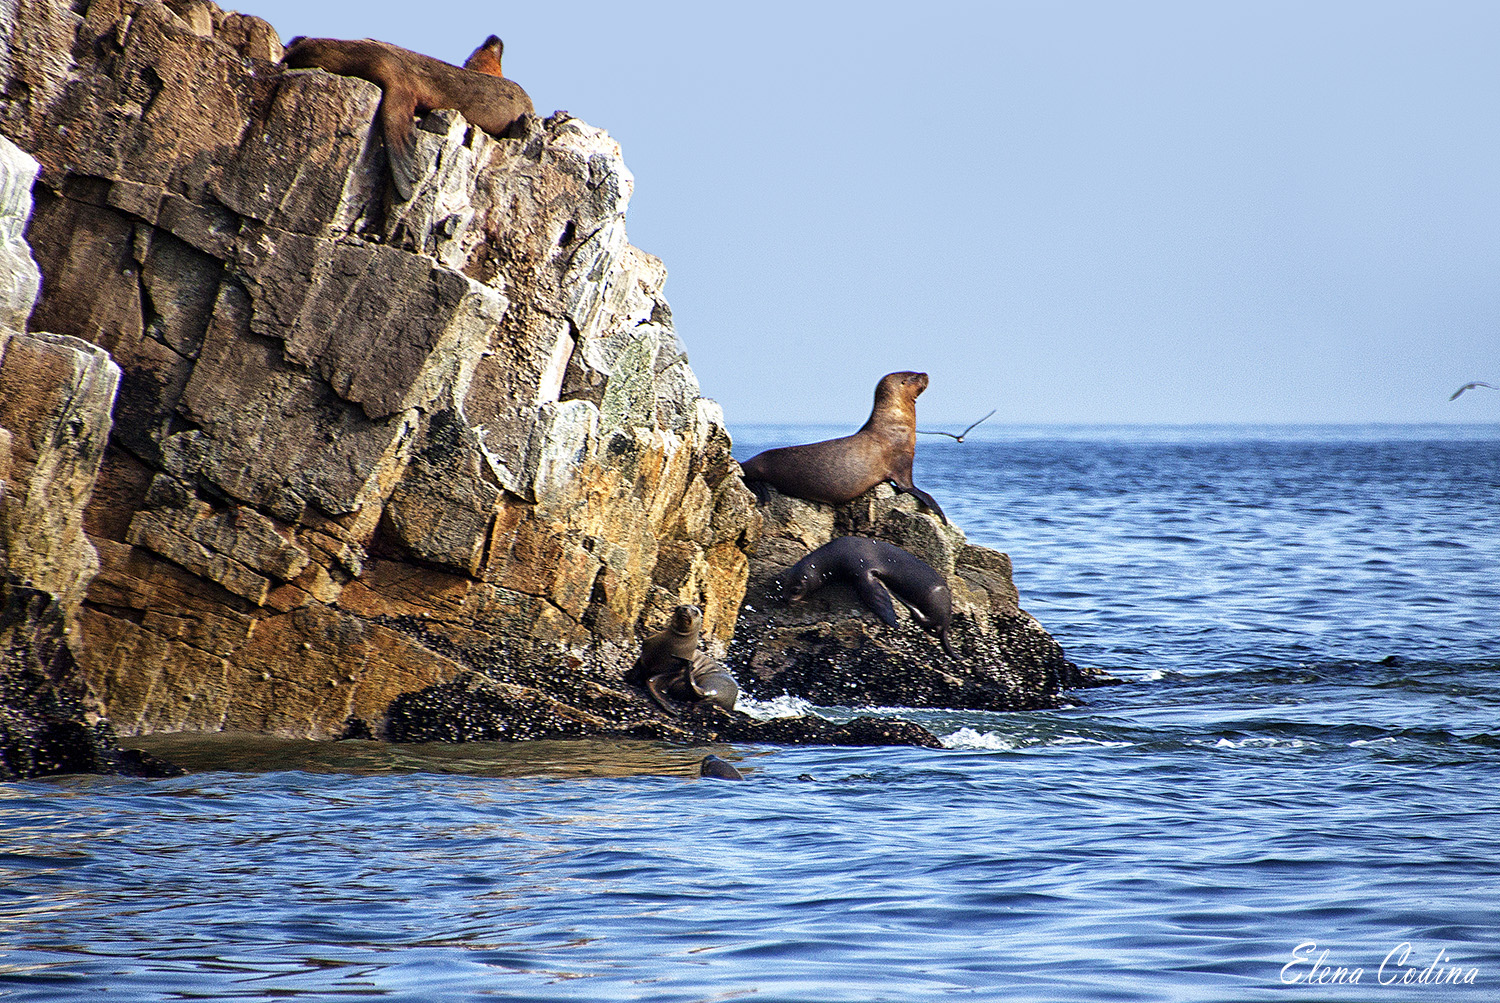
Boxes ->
[1,0,1093,768]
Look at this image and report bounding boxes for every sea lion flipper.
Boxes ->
[853,574,902,628]
[378,87,421,201]
[645,673,682,716]
[899,483,948,524]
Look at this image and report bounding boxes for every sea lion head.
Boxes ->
[670,604,703,636]
[463,35,506,76]
[776,559,823,603]
[876,370,927,402]
[869,371,928,428]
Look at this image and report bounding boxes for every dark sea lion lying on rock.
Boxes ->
[627,605,740,714]
[739,371,946,522]
[281,36,534,200]
[780,536,955,656]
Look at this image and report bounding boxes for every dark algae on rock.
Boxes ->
[1,581,180,779]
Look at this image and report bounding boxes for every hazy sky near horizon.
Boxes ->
[234,1,1500,426]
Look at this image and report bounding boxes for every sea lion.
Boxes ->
[700,754,745,780]
[779,536,955,656]
[739,371,946,522]
[627,605,740,714]
[644,651,739,715]
[684,650,739,712]
[281,37,534,201]
[463,35,507,77]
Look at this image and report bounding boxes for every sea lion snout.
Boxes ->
[776,567,815,602]
[671,604,703,633]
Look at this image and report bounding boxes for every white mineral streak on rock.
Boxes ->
[0,136,41,331]
[528,399,600,507]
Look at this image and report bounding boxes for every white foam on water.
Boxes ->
[733,693,815,720]
[940,727,1019,751]
[1210,736,1311,750]
[1049,735,1134,749]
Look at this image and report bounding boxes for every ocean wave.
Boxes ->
[1207,736,1312,750]
[734,694,816,720]
[940,728,1132,751]
[941,728,1019,751]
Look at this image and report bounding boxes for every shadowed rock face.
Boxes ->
[729,483,1113,711]
[0,581,181,779]
[1,0,764,743]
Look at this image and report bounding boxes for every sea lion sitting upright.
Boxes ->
[779,536,955,656]
[739,371,947,522]
[462,35,506,76]
[281,36,534,201]
[627,605,739,714]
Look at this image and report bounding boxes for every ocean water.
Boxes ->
[3,425,1499,1002]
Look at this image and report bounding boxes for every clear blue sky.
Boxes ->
[232,1,1500,425]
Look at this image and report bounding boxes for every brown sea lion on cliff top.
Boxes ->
[281,36,533,201]
[740,371,947,522]
[463,35,506,77]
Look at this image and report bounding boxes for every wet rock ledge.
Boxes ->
[0,0,1091,775]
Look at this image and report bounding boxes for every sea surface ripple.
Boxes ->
[2,425,1497,1002]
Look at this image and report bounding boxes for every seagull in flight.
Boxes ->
[1449,382,1497,400]
[917,409,996,442]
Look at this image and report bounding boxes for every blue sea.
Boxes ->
[3,424,1498,1002]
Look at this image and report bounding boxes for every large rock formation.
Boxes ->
[730,484,1106,711]
[1,0,1092,757]
[0,0,956,749]
[0,132,176,779]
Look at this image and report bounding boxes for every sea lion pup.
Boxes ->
[779,536,955,656]
[280,36,534,201]
[627,605,740,714]
[699,755,745,780]
[739,371,947,522]
[463,35,506,76]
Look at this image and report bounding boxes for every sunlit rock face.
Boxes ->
[2,0,757,740]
